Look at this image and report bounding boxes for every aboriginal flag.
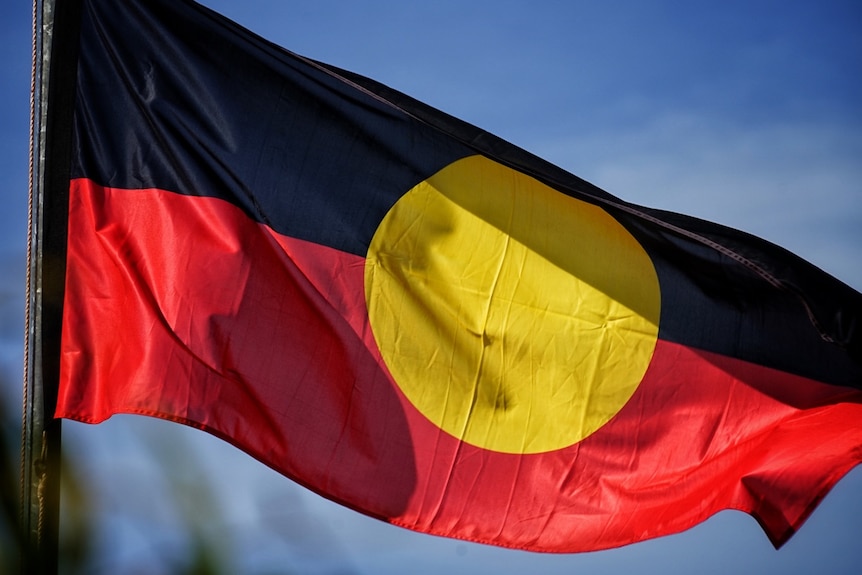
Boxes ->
[52,0,862,552]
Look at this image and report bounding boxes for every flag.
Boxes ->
[54,0,862,552]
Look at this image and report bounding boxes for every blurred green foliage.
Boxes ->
[2,374,235,574]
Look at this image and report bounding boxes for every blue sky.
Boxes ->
[2,0,861,573]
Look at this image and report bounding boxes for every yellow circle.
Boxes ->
[365,155,660,454]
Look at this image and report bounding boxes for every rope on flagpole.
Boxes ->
[21,0,38,541]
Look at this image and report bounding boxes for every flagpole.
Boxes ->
[22,0,82,572]
[22,0,61,571]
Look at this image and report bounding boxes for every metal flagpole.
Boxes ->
[22,0,83,572]
[22,0,61,570]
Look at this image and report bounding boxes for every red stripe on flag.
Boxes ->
[57,178,862,552]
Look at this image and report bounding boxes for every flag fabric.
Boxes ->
[54,0,862,553]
